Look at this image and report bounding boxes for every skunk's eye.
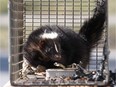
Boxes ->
[45,47,53,53]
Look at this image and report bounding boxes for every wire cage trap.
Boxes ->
[9,0,109,86]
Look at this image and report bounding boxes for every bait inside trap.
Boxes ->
[9,0,109,86]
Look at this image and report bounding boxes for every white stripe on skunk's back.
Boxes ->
[40,32,58,39]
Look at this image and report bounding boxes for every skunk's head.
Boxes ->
[39,31,62,61]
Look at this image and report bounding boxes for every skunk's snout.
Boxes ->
[55,55,61,59]
[52,54,62,61]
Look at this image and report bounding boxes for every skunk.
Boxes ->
[23,0,106,72]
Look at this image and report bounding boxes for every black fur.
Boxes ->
[23,0,106,69]
[79,0,106,47]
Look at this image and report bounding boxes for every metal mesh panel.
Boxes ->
[9,0,24,83]
[9,0,108,86]
[24,0,95,34]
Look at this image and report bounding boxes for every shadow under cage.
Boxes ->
[9,0,109,86]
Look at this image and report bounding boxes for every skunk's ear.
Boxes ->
[44,29,47,33]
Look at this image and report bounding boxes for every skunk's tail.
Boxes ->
[79,0,107,47]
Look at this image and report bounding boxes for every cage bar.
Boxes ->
[9,0,109,86]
